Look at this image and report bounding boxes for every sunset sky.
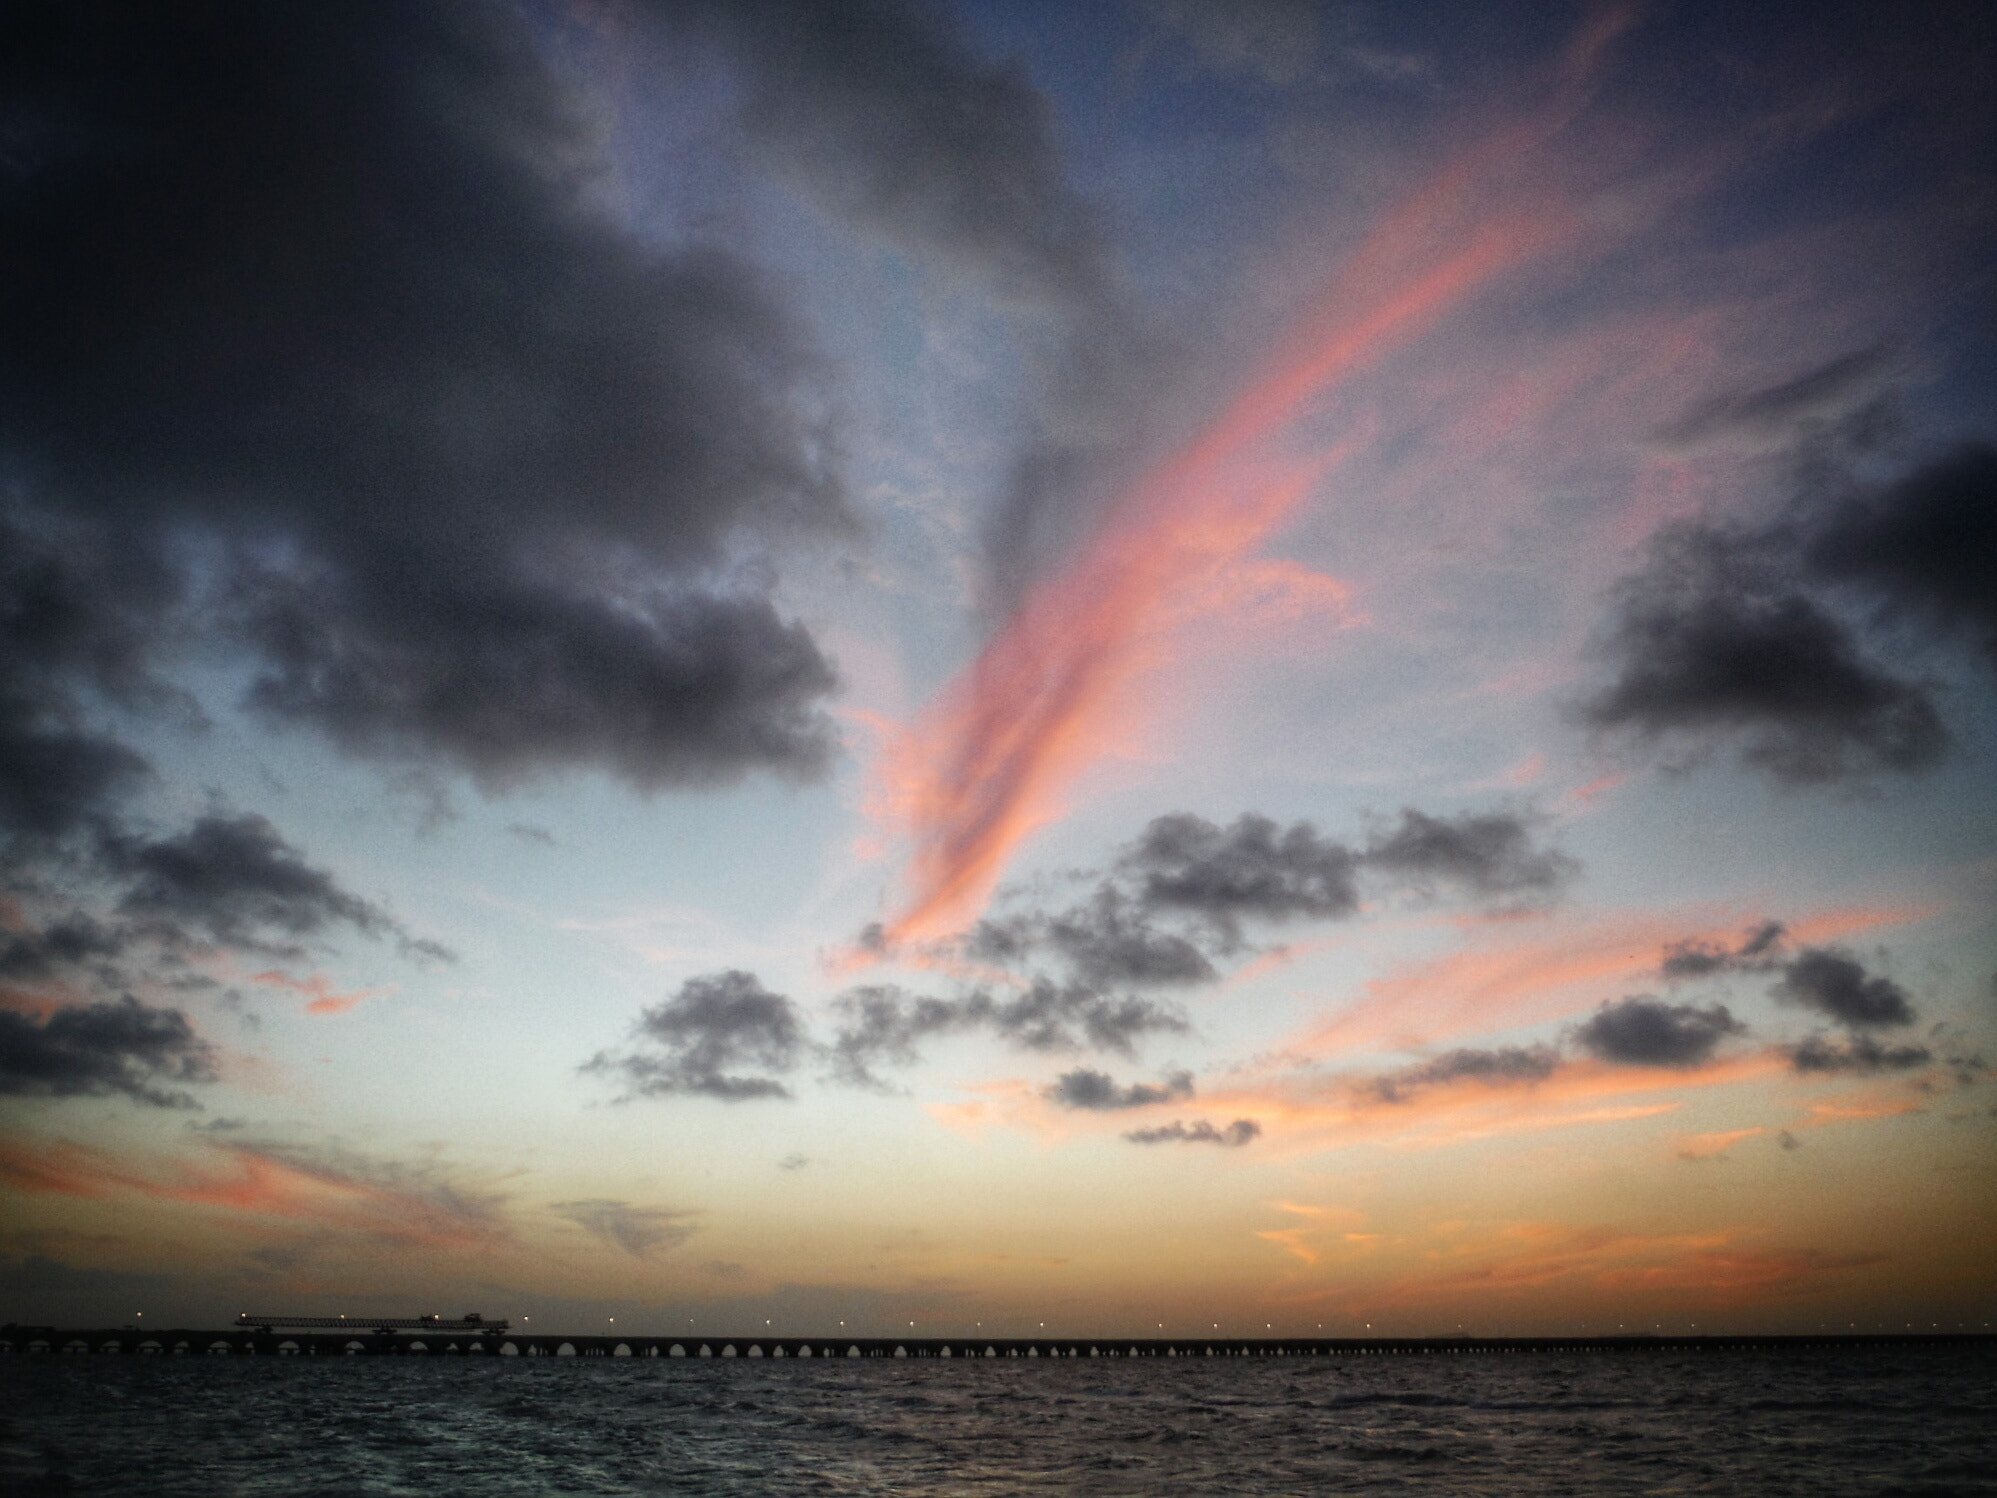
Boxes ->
[3,0,1993,1339]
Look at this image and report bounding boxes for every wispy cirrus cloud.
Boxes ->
[0,1133,508,1249]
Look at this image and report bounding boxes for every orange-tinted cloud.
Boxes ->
[1294,902,1931,1059]
[249,969,386,1016]
[0,1133,504,1248]
[873,154,1590,943]
[1298,1219,1888,1312]
[1675,1127,1765,1162]
[1200,1050,1787,1158]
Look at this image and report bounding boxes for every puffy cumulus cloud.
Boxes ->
[550,1199,696,1258]
[935,804,1574,986]
[965,888,1217,989]
[1124,812,1360,944]
[1580,523,1945,782]
[0,995,217,1107]
[1660,920,1787,981]
[827,980,1188,1089]
[105,813,434,960]
[1788,1033,1933,1075]
[1359,809,1577,903]
[1044,1068,1194,1111]
[1041,888,1219,988]
[2,0,847,801]
[585,971,806,1101]
[1124,1118,1261,1147]
[1572,996,1747,1068]
[1582,443,1997,784]
[1773,949,1916,1030]
[1365,1045,1562,1104]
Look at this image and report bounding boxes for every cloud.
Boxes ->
[1581,522,1945,782]
[1139,0,1320,86]
[1788,1034,1933,1075]
[1807,444,1997,662]
[1583,444,1997,784]
[0,995,217,1107]
[1041,888,1219,987]
[1124,1118,1261,1147]
[0,1133,508,1248]
[648,0,1163,610]
[1676,1127,1763,1163]
[1359,808,1577,902]
[1123,812,1360,944]
[0,517,165,842]
[1659,920,1787,981]
[1365,1045,1562,1104]
[550,1199,695,1258]
[105,813,420,957]
[1772,948,1916,1029]
[1572,996,1747,1068]
[925,803,1576,989]
[585,970,805,1101]
[3,0,846,798]
[1656,346,1894,449]
[1044,1068,1194,1111]
[828,979,1188,1088]
[0,915,126,980]
[964,886,1217,988]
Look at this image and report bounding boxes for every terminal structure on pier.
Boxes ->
[235,1312,506,1338]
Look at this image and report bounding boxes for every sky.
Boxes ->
[2,0,1993,1340]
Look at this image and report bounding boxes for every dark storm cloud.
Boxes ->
[1583,444,1997,783]
[1808,444,1997,662]
[827,980,1187,1088]
[1123,1118,1261,1147]
[1366,1045,1561,1104]
[1659,920,1787,981]
[1788,1033,1933,1075]
[1581,522,1945,782]
[1772,949,1916,1029]
[1,0,846,795]
[1359,809,1577,902]
[0,994,217,1107]
[586,970,806,1101]
[1123,812,1360,943]
[550,1199,696,1258]
[1045,1068,1195,1111]
[0,518,167,842]
[1572,996,1746,1068]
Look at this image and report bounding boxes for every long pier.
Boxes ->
[4,1327,1989,1358]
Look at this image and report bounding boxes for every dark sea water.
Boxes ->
[3,1344,1993,1495]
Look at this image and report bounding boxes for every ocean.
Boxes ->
[4,1342,1993,1495]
